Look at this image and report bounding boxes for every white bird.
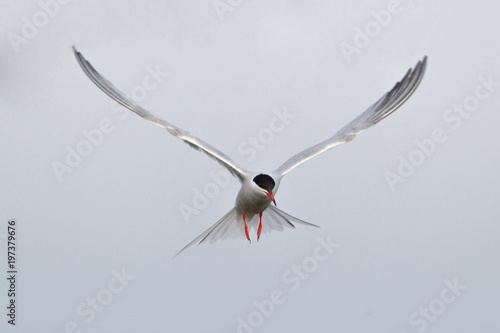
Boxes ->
[73,47,427,256]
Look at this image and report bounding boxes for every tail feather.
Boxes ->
[263,209,286,232]
[174,207,242,257]
[262,206,319,234]
[174,206,319,257]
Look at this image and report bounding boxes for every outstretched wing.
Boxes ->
[73,47,248,181]
[273,56,427,178]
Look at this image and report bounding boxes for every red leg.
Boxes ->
[257,212,263,241]
[243,213,250,243]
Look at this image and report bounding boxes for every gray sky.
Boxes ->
[1,1,499,332]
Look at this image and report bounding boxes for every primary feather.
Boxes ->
[273,56,427,177]
[73,47,248,181]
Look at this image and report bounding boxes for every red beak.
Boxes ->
[266,192,277,206]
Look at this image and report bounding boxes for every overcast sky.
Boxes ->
[1,1,500,332]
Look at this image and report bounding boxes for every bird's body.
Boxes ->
[236,177,272,215]
[73,47,427,256]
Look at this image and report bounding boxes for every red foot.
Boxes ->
[243,213,250,243]
[257,212,263,241]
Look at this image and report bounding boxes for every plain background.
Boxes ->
[1,1,499,332]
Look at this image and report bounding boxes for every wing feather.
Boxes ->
[73,47,248,181]
[273,56,427,177]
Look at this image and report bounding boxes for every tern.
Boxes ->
[73,47,427,255]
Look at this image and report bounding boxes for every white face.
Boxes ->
[252,180,276,208]
[250,174,277,207]
[260,187,272,199]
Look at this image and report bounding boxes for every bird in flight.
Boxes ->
[73,47,427,255]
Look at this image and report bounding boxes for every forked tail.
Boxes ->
[174,206,318,257]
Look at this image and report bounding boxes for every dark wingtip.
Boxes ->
[72,46,80,57]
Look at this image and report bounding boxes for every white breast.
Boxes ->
[235,180,272,215]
